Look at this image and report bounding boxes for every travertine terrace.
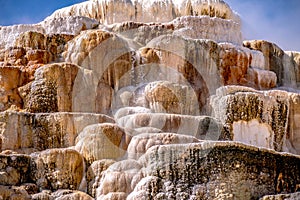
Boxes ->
[0,0,300,199]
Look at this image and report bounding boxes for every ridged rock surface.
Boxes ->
[86,159,116,197]
[0,111,114,153]
[261,192,300,200]
[243,40,300,88]
[127,132,200,159]
[211,85,300,154]
[30,148,84,191]
[32,189,94,200]
[126,142,300,199]
[0,16,98,49]
[46,0,240,24]
[75,123,131,164]
[0,154,31,186]
[0,0,300,199]
[101,15,242,44]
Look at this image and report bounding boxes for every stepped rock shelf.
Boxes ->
[0,0,300,199]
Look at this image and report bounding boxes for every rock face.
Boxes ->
[243,40,299,88]
[75,123,131,165]
[86,159,116,197]
[30,148,84,191]
[127,142,300,199]
[0,154,31,185]
[211,86,289,150]
[134,142,299,199]
[0,0,300,199]
[26,63,79,113]
[261,192,300,200]
[46,0,240,25]
[0,111,114,153]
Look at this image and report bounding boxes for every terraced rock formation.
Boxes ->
[0,0,300,199]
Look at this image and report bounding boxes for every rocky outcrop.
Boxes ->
[261,192,300,200]
[210,85,300,155]
[0,111,114,153]
[0,35,76,112]
[127,141,300,199]
[0,16,98,50]
[211,86,290,150]
[46,0,240,25]
[0,31,73,68]
[1,21,278,115]
[86,159,116,197]
[117,112,221,139]
[144,35,276,100]
[102,15,242,44]
[0,24,44,50]
[0,66,25,111]
[62,31,275,115]
[26,63,79,113]
[14,31,74,65]
[75,123,131,164]
[30,148,84,191]
[0,154,31,185]
[243,40,299,88]
[286,51,300,88]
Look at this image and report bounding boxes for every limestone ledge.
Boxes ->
[102,15,242,44]
[0,16,99,49]
[46,0,240,24]
[75,123,131,165]
[1,141,299,199]
[0,111,114,153]
[260,192,300,200]
[99,141,300,199]
[116,112,221,139]
[0,153,31,186]
[211,85,300,154]
[62,32,276,115]
[0,0,242,50]
[244,40,300,89]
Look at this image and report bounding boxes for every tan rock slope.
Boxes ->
[0,0,300,199]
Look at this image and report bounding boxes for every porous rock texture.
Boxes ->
[0,0,300,199]
[30,148,84,191]
[260,192,300,200]
[127,142,300,199]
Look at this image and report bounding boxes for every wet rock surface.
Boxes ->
[0,0,300,199]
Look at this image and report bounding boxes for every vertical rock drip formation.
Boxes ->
[211,86,290,150]
[46,0,240,25]
[127,142,300,199]
[243,40,299,88]
[0,0,300,199]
